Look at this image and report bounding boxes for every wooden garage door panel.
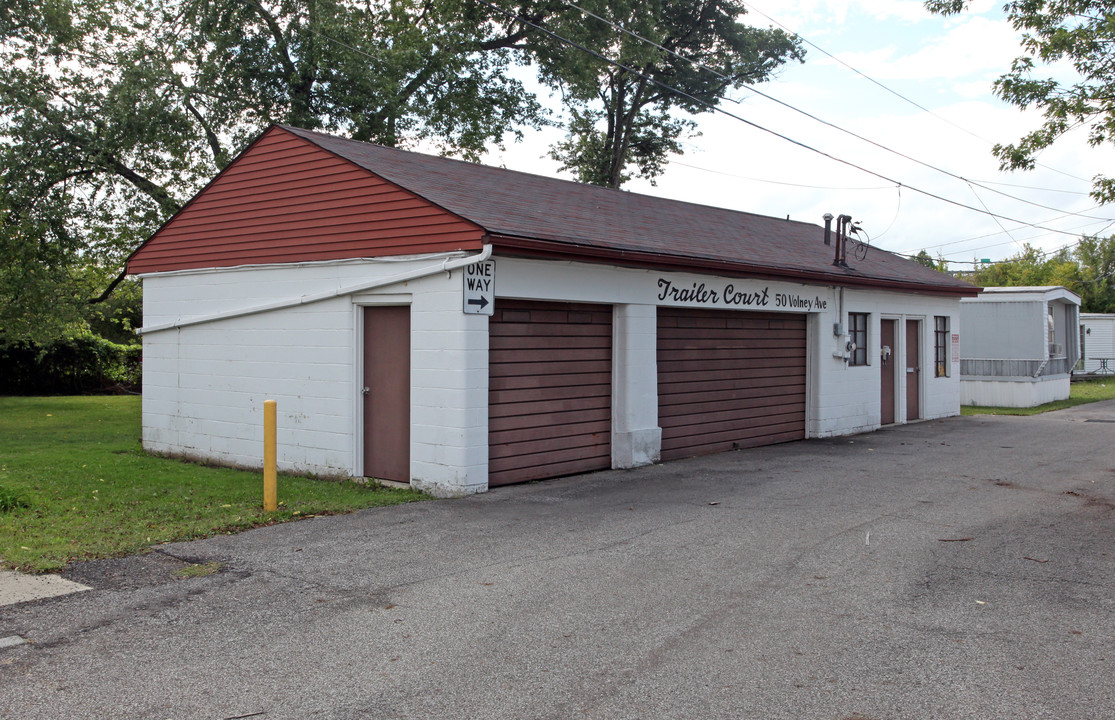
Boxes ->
[667,414,806,441]
[488,455,610,486]
[489,418,611,447]
[489,300,612,486]
[491,326,611,343]
[658,307,806,461]
[490,347,611,363]
[658,343,807,359]
[489,425,613,459]
[489,359,612,378]
[657,356,805,374]
[490,381,612,405]
[490,370,611,392]
[489,397,611,421]
[659,402,806,429]
[660,393,807,422]
[672,425,806,456]
[657,366,804,389]
[658,327,805,341]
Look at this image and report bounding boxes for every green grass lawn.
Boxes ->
[961,376,1115,416]
[0,396,427,573]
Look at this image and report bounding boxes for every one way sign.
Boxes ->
[462,260,495,316]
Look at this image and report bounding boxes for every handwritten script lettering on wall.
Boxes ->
[656,279,827,312]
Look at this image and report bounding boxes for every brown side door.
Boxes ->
[657,308,807,461]
[488,300,613,486]
[905,319,920,421]
[363,306,410,482]
[880,319,896,425]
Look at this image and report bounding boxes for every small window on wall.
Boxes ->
[849,313,868,366]
[934,316,949,377]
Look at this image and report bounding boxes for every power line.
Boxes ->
[870,184,903,242]
[484,1,1098,237]
[306,1,1103,241]
[967,183,1023,253]
[560,0,1112,223]
[738,0,1095,187]
[669,160,895,190]
[906,205,1110,253]
[972,178,1092,195]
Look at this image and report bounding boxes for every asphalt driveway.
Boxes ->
[2,403,1114,720]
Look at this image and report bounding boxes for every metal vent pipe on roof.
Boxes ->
[834,214,852,267]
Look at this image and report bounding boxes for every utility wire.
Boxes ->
[560,0,1112,222]
[870,184,903,242]
[967,182,1022,252]
[475,0,1092,237]
[739,0,1095,186]
[900,221,1115,266]
[908,204,1110,253]
[973,178,1092,195]
[669,160,895,190]
[301,1,1104,241]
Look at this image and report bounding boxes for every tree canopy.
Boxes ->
[1,0,804,344]
[0,0,550,344]
[531,0,802,187]
[911,249,950,273]
[961,236,1115,312]
[925,0,1115,203]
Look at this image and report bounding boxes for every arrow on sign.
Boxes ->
[467,296,489,309]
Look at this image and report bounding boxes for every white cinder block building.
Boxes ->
[129,125,978,496]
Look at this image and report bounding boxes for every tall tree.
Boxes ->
[0,0,553,344]
[925,0,1115,203]
[531,0,803,187]
[912,249,950,272]
[1071,235,1115,312]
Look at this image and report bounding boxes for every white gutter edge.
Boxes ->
[136,244,493,336]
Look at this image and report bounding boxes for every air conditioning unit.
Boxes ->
[1049,343,1064,357]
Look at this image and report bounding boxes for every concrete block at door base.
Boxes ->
[612,427,662,469]
[410,464,487,498]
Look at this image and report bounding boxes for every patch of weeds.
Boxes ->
[0,484,30,513]
[173,561,224,579]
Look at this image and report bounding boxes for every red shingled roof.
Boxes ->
[282,126,976,295]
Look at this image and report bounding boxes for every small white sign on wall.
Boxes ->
[463,260,495,315]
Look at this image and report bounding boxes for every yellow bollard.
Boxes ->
[263,399,277,512]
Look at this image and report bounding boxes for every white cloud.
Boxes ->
[766,0,931,27]
[835,16,1022,81]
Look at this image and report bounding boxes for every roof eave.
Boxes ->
[489,234,980,298]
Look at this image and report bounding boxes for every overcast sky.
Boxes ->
[480,0,1114,267]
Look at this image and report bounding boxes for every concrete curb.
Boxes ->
[0,570,90,607]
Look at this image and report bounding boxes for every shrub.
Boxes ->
[0,333,141,395]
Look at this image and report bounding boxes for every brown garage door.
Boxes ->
[489,300,612,486]
[658,308,806,461]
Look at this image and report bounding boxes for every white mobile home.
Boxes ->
[1080,314,1115,375]
[959,286,1081,407]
